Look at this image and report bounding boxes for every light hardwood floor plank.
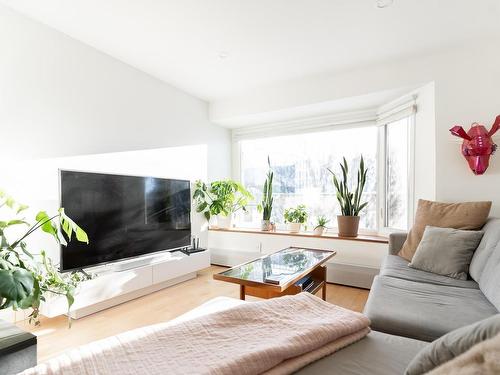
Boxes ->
[17,265,369,363]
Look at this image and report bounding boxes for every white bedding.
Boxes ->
[169,296,246,324]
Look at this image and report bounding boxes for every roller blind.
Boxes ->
[232,109,377,142]
[376,97,417,126]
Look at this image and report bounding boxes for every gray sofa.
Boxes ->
[364,218,500,342]
[296,330,427,375]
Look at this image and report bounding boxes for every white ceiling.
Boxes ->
[2,0,500,101]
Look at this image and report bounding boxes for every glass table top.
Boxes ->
[219,247,335,285]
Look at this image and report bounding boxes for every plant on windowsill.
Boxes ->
[327,156,368,237]
[193,180,253,229]
[313,216,330,236]
[257,157,273,231]
[284,205,308,233]
[0,190,91,327]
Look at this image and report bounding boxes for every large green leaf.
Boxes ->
[0,268,34,302]
[59,208,89,244]
[36,211,59,241]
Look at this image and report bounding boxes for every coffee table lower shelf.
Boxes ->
[241,278,326,300]
[236,265,327,301]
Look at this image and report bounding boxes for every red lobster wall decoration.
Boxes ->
[449,115,500,175]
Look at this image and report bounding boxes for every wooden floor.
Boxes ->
[17,265,370,363]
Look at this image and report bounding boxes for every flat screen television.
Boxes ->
[59,170,191,271]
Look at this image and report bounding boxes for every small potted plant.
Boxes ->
[193,179,253,229]
[284,205,308,233]
[313,216,329,236]
[327,156,368,237]
[258,157,273,231]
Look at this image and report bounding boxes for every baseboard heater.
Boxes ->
[209,247,262,267]
[327,262,379,289]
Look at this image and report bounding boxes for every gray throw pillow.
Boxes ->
[408,226,483,280]
[405,314,500,375]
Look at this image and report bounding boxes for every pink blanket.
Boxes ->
[21,293,370,375]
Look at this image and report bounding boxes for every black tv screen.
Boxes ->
[60,170,191,271]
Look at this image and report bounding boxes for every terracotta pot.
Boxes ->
[261,219,272,231]
[217,214,233,229]
[337,215,360,237]
[287,222,302,233]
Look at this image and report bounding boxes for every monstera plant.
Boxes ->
[0,190,90,325]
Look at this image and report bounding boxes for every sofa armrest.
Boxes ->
[388,232,408,255]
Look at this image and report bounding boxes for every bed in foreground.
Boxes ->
[20,294,427,375]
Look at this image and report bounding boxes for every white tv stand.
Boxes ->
[41,249,210,319]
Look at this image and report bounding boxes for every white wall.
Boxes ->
[212,39,500,216]
[413,82,437,206]
[0,4,230,180]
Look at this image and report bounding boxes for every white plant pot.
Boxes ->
[313,227,325,236]
[287,222,302,233]
[217,214,233,229]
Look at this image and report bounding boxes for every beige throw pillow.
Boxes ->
[398,199,491,261]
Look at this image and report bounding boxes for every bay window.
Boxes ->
[383,117,412,230]
[234,105,415,234]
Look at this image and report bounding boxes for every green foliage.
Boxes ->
[314,215,330,230]
[0,190,91,326]
[327,156,369,216]
[284,205,308,224]
[257,157,273,221]
[193,180,253,221]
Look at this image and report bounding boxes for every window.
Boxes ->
[384,117,411,230]
[238,126,378,231]
[235,111,414,234]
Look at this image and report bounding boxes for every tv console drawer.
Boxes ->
[152,251,209,284]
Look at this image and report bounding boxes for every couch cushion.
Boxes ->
[469,218,500,282]
[475,242,500,311]
[380,255,479,289]
[408,226,484,280]
[363,276,497,342]
[295,330,427,375]
[405,314,500,375]
[398,199,491,261]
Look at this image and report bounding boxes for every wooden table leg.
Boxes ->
[322,282,327,301]
[240,285,246,300]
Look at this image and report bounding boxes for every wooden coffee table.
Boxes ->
[213,247,336,300]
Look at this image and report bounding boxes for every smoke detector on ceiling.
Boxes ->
[376,0,394,8]
[217,51,229,60]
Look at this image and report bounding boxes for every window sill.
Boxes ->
[208,227,389,244]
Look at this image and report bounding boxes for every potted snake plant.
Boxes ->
[257,157,273,231]
[327,156,368,237]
